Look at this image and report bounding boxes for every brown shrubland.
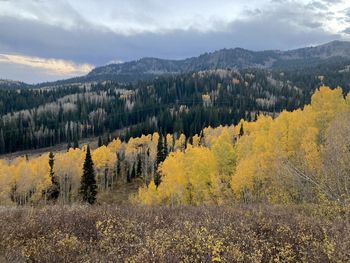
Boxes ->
[0,204,349,262]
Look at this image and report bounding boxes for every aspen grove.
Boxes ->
[0,86,349,206]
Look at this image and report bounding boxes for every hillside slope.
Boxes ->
[83,40,350,83]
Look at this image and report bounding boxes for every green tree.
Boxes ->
[155,133,166,187]
[239,123,244,137]
[0,129,5,154]
[73,137,79,149]
[130,164,136,180]
[67,141,72,152]
[163,134,168,159]
[47,151,60,201]
[79,145,97,204]
[156,133,165,167]
[136,157,142,177]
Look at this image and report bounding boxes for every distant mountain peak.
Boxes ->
[4,40,350,87]
[84,40,350,83]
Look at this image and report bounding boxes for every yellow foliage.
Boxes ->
[92,146,116,170]
[0,86,349,206]
[231,86,349,202]
[107,138,122,153]
[138,181,158,205]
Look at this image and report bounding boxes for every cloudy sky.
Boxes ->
[0,0,349,83]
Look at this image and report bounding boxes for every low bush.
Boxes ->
[0,204,349,262]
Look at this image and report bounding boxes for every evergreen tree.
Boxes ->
[155,134,165,187]
[79,145,97,204]
[107,133,111,145]
[67,141,72,152]
[154,170,161,187]
[136,157,142,177]
[0,129,5,154]
[239,123,244,137]
[73,137,79,149]
[163,134,168,159]
[156,133,164,167]
[127,167,132,183]
[47,152,60,201]
[131,164,136,180]
[98,136,102,147]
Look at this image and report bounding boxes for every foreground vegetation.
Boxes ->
[0,204,349,262]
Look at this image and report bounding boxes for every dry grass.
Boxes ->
[0,204,349,262]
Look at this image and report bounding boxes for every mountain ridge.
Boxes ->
[68,40,350,83]
[1,40,350,88]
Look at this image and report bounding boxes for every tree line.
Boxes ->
[1,67,332,154]
[0,86,349,206]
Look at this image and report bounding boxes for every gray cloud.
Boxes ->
[321,0,343,4]
[343,27,350,35]
[0,0,348,83]
[345,7,350,17]
[306,1,328,10]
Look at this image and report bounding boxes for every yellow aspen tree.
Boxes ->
[142,147,219,205]
[29,155,51,203]
[211,128,236,199]
[192,134,201,147]
[107,138,122,153]
[55,148,85,203]
[92,145,117,190]
[174,134,186,152]
[0,160,12,205]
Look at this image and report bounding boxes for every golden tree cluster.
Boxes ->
[138,87,350,205]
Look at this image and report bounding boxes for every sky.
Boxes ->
[0,0,350,83]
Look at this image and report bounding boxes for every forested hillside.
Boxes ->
[0,86,349,206]
[2,65,350,155]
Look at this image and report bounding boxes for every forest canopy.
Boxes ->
[0,86,349,206]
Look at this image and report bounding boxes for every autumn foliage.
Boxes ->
[0,86,349,206]
[138,86,350,205]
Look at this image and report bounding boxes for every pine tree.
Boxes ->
[154,133,166,187]
[73,137,79,149]
[239,123,244,137]
[67,141,72,152]
[0,129,5,154]
[107,133,111,145]
[47,152,60,201]
[154,170,161,187]
[127,167,132,183]
[79,145,97,204]
[163,134,168,159]
[156,133,164,167]
[131,164,136,180]
[136,157,142,177]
